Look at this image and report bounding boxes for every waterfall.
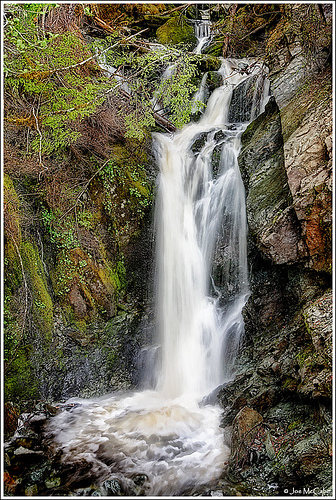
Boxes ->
[194,20,211,53]
[191,71,208,114]
[47,50,269,496]
[153,58,264,400]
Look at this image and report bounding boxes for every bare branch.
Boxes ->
[59,160,109,221]
[156,4,190,17]
[32,107,48,178]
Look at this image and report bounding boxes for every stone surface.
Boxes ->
[4,402,20,439]
[229,406,263,466]
[283,94,332,272]
[270,45,332,273]
[239,97,305,265]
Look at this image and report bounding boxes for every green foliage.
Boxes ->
[93,38,203,134]
[41,208,78,250]
[4,4,207,153]
[52,251,76,298]
[4,4,111,156]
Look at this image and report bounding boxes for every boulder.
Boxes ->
[239,97,305,265]
[229,406,263,467]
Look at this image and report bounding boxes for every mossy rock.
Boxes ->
[4,241,23,294]
[156,15,197,47]
[52,246,117,323]
[5,347,39,401]
[204,40,223,58]
[21,241,54,342]
[207,71,224,92]
[195,54,221,73]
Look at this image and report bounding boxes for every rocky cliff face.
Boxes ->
[216,6,332,495]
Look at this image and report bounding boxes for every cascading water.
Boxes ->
[46,32,269,496]
[194,20,211,53]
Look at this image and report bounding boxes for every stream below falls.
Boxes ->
[46,53,270,496]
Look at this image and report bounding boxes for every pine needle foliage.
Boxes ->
[4,3,204,158]
[4,3,113,158]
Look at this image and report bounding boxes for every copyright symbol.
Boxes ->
[284,489,288,494]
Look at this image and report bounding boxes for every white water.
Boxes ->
[153,58,263,400]
[194,20,211,53]
[47,47,269,495]
[191,71,208,114]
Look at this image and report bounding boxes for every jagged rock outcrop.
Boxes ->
[217,9,332,495]
[239,96,307,265]
[270,48,332,273]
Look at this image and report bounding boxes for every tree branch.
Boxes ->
[32,106,48,178]
[6,28,149,77]
[59,160,109,221]
[156,4,190,17]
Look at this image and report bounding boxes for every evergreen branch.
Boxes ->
[5,28,149,77]
[54,28,148,73]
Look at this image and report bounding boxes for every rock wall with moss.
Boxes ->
[212,3,332,495]
[4,137,156,402]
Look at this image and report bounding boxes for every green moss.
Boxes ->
[281,72,331,143]
[204,42,223,58]
[295,345,315,369]
[5,348,39,401]
[287,419,302,431]
[194,54,222,73]
[156,15,197,47]
[98,146,153,247]
[4,242,23,294]
[282,377,298,392]
[21,241,54,341]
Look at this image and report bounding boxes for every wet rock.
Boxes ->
[14,446,45,460]
[270,53,307,109]
[238,97,305,265]
[132,473,148,486]
[207,71,223,92]
[229,406,263,467]
[68,284,87,319]
[4,402,20,439]
[101,478,122,496]
[229,74,266,123]
[73,487,96,496]
[268,38,332,274]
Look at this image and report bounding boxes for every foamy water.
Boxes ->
[47,50,269,496]
[48,391,228,495]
